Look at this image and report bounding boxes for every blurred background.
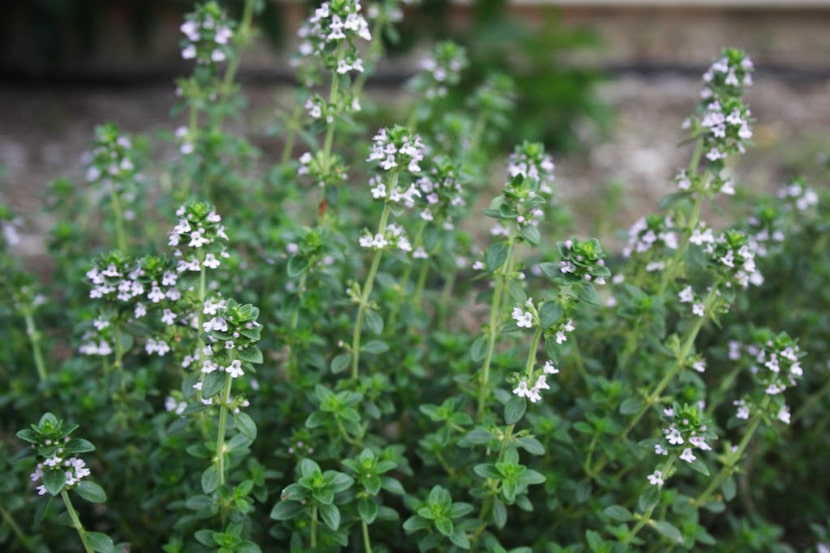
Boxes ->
[1,0,829,257]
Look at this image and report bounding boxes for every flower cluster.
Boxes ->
[413,156,466,227]
[82,123,141,212]
[168,201,230,272]
[507,141,555,195]
[297,150,348,189]
[1,204,21,249]
[16,413,98,497]
[367,126,427,175]
[557,238,610,285]
[648,403,716,487]
[408,41,469,101]
[511,298,537,329]
[622,214,678,269]
[295,0,371,74]
[732,331,803,425]
[483,142,555,237]
[179,1,235,66]
[690,49,755,189]
[703,229,761,288]
[193,299,263,410]
[512,360,559,403]
[677,285,707,318]
[358,223,412,252]
[778,176,819,213]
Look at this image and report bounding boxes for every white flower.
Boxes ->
[226,359,244,378]
[543,361,559,374]
[647,470,664,487]
[777,405,791,424]
[512,306,533,328]
[692,302,705,317]
[678,286,694,303]
[655,444,668,456]
[680,448,696,463]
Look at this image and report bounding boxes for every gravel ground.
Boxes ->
[1,71,829,259]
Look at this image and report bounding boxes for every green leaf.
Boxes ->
[202,371,227,399]
[638,485,660,513]
[86,531,115,553]
[237,346,263,364]
[519,224,541,246]
[473,463,501,480]
[492,498,507,529]
[201,465,220,494]
[64,438,96,454]
[318,502,341,531]
[16,429,40,444]
[434,516,453,537]
[449,527,470,549]
[721,475,736,501]
[686,457,710,477]
[365,310,384,335]
[358,497,378,524]
[470,335,488,362]
[619,397,643,415]
[604,505,633,522]
[270,500,304,520]
[659,191,693,211]
[504,396,526,425]
[577,284,601,306]
[75,481,107,504]
[485,241,509,272]
[43,469,66,496]
[287,256,311,278]
[652,520,683,544]
[361,340,389,355]
[330,353,351,374]
[539,301,562,330]
[517,436,545,455]
[235,412,257,441]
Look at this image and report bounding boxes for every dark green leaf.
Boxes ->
[238,347,263,364]
[519,224,540,246]
[652,520,683,544]
[361,340,389,355]
[358,498,378,524]
[619,397,643,415]
[202,371,227,399]
[517,436,545,455]
[235,412,257,441]
[318,502,341,531]
[504,396,526,425]
[604,505,633,522]
[270,500,304,520]
[485,241,509,272]
[365,310,384,335]
[75,481,107,504]
[330,353,351,374]
[721,476,736,501]
[43,469,66,496]
[86,531,115,553]
[201,465,220,494]
[471,335,488,362]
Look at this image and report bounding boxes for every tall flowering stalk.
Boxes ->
[16,414,111,553]
[348,126,425,379]
[474,142,555,419]
[82,123,142,253]
[292,0,372,216]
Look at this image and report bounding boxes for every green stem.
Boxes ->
[361,519,373,553]
[588,286,719,478]
[221,0,256,98]
[310,505,318,548]
[280,102,305,166]
[22,307,47,383]
[0,505,36,551]
[624,455,677,547]
[215,371,234,487]
[351,203,392,379]
[387,222,426,331]
[695,397,770,507]
[287,272,308,382]
[61,490,94,553]
[476,238,516,421]
[109,189,128,254]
